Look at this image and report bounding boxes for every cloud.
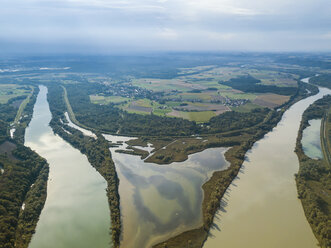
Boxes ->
[157,28,178,40]
[0,0,331,53]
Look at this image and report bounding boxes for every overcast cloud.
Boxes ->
[1,0,331,53]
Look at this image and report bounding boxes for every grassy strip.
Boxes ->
[320,107,331,166]
[62,86,79,125]
[14,87,33,125]
[295,95,331,248]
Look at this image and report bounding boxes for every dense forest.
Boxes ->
[310,74,331,89]
[220,75,297,95]
[295,95,331,248]
[208,108,270,133]
[0,87,49,248]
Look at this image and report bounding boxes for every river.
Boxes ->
[204,83,331,247]
[25,86,112,248]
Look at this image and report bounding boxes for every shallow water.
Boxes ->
[204,86,331,248]
[26,86,111,248]
[302,119,323,159]
[103,134,230,248]
[64,112,96,138]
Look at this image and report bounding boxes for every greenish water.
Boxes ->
[26,86,111,248]
[204,85,331,248]
[302,119,323,159]
[103,134,230,248]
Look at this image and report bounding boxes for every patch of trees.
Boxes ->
[310,74,331,89]
[208,108,270,133]
[188,89,202,93]
[0,104,16,124]
[0,143,48,248]
[219,75,297,95]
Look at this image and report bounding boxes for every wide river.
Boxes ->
[25,86,112,248]
[204,83,331,247]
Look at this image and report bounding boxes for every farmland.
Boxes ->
[88,65,298,122]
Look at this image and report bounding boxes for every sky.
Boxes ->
[1,0,331,54]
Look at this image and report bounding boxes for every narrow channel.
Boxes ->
[25,86,111,248]
[204,84,331,247]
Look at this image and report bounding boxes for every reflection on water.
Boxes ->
[26,86,111,248]
[64,112,96,138]
[204,86,331,248]
[103,134,230,248]
[302,119,323,159]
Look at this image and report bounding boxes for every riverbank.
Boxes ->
[295,94,331,248]
[0,84,49,248]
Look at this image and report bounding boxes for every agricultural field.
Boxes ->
[0,84,31,104]
[90,95,129,105]
[250,70,299,87]
[88,65,298,122]
[177,66,298,87]
[230,102,263,112]
[167,110,216,123]
[253,94,290,108]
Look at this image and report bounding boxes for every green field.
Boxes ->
[219,91,257,100]
[14,87,33,124]
[88,65,298,122]
[187,111,216,122]
[231,102,262,112]
[90,95,129,104]
[167,110,216,123]
[0,84,31,104]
